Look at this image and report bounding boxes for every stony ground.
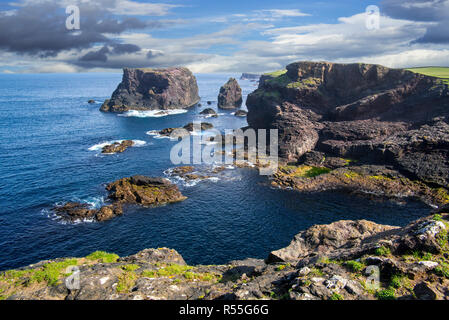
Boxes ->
[1,210,448,300]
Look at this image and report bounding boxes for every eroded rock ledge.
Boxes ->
[2,211,448,300]
[100,67,200,113]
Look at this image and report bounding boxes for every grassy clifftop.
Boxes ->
[407,67,449,84]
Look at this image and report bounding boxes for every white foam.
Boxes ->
[118,109,188,118]
[146,130,172,140]
[88,140,147,152]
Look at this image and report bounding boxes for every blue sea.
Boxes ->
[0,73,431,271]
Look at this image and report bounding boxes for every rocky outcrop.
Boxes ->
[53,202,123,222]
[218,78,243,109]
[100,67,200,113]
[234,110,248,117]
[2,212,449,300]
[101,140,134,154]
[53,176,186,222]
[199,108,218,117]
[106,175,187,206]
[246,61,449,191]
[200,108,218,118]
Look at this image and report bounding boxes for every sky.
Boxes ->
[0,0,448,73]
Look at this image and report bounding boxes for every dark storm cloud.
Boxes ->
[381,0,449,43]
[111,43,141,54]
[0,1,159,57]
[79,46,110,62]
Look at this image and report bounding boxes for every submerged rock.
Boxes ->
[100,67,200,113]
[218,78,243,109]
[106,175,187,206]
[101,140,134,154]
[87,100,96,104]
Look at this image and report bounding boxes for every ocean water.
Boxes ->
[0,73,431,271]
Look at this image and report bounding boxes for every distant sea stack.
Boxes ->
[100,67,200,113]
[218,78,243,109]
[240,73,260,81]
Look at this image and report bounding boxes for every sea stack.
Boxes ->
[218,78,243,109]
[100,67,200,113]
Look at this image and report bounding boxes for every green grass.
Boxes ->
[434,262,449,278]
[264,69,287,77]
[345,260,365,272]
[85,251,119,263]
[330,293,344,300]
[376,288,396,300]
[1,259,79,287]
[375,246,391,257]
[407,67,449,85]
[121,264,140,272]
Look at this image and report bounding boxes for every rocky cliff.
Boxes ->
[1,210,448,300]
[100,67,200,112]
[246,61,449,189]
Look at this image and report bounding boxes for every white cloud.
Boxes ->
[108,0,180,16]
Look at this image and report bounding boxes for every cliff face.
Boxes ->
[246,61,449,188]
[2,211,448,300]
[101,67,200,112]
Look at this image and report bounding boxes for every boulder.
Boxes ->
[200,108,218,117]
[53,202,123,222]
[183,122,213,132]
[234,110,248,117]
[106,175,187,206]
[100,67,200,113]
[218,78,243,109]
[101,140,134,154]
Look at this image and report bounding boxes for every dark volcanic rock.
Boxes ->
[234,110,248,117]
[183,122,214,132]
[200,108,218,117]
[106,175,187,206]
[88,100,95,104]
[246,61,449,188]
[100,67,200,113]
[53,202,123,222]
[101,140,134,154]
[218,78,243,109]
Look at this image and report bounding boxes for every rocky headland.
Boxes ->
[246,61,449,207]
[2,210,448,300]
[218,78,243,109]
[100,67,200,113]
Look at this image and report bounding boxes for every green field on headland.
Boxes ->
[407,67,449,84]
